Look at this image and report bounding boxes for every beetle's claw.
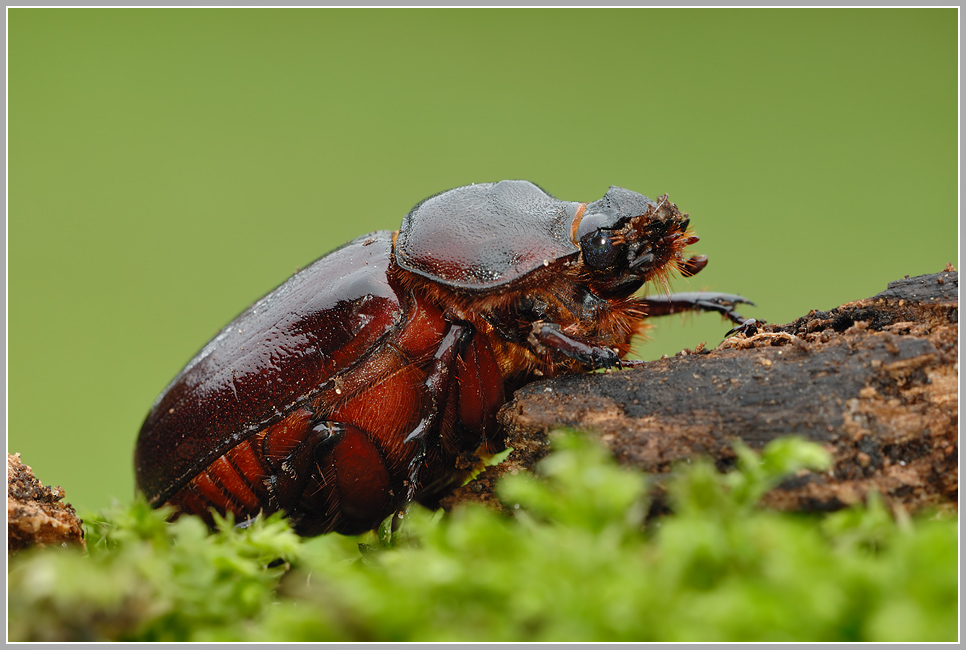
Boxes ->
[234,516,257,530]
[726,318,761,337]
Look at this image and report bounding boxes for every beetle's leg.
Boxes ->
[642,291,758,327]
[530,322,621,370]
[403,321,473,501]
[725,318,760,337]
[261,417,342,513]
[617,358,647,369]
[257,414,401,536]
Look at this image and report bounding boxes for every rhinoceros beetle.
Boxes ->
[135,180,753,536]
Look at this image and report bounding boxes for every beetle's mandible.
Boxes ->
[135,180,753,536]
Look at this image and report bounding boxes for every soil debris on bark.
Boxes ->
[8,453,85,553]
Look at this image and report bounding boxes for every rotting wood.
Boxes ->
[442,266,958,516]
[8,453,86,553]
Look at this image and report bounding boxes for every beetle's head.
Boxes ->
[573,187,707,297]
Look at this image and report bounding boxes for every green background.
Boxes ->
[8,9,958,513]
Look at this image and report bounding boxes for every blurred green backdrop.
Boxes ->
[8,8,957,513]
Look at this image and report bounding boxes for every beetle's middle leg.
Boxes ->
[402,321,473,502]
[529,322,622,370]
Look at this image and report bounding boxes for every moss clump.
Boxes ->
[8,434,958,642]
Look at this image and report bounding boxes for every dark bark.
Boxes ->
[443,267,958,516]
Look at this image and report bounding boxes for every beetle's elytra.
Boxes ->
[135,180,752,536]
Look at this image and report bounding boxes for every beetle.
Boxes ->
[135,180,753,536]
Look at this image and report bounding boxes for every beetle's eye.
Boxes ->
[581,229,622,270]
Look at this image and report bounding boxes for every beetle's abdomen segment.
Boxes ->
[171,439,270,521]
[166,408,314,529]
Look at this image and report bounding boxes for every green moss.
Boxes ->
[8,434,958,642]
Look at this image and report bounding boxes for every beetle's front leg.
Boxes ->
[529,322,621,370]
[402,321,473,502]
[642,291,759,329]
